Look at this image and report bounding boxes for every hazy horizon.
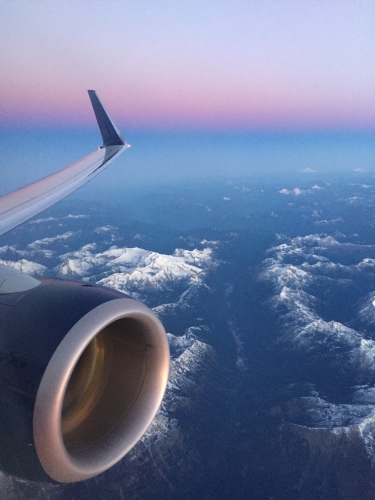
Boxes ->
[1,127,374,197]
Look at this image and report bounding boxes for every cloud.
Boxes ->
[279,187,303,196]
[27,231,76,249]
[299,167,317,173]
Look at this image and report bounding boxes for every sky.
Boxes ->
[0,1,374,188]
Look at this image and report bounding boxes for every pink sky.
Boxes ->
[1,1,374,132]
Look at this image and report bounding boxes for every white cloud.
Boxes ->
[28,231,76,249]
[279,187,303,196]
[299,167,317,173]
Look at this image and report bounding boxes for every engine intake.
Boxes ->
[0,274,169,483]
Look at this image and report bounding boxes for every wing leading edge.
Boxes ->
[0,91,129,236]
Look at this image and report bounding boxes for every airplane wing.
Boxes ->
[0,90,130,236]
[0,92,169,484]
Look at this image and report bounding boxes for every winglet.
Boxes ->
[88,90,125,147]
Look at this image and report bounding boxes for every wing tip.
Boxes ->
[88,90,125,147]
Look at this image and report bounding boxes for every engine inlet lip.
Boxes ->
[33,298,169,483]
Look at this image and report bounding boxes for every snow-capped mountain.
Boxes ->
[55,245,213,297]
[260,232,375,458]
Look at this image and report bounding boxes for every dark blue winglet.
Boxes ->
[88,90,125,147]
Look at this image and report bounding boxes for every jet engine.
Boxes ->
[0,265,169,483]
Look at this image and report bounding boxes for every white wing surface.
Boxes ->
[0,90,129,236]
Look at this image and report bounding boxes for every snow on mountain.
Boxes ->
[173,247,213,266]
[294,319,363,354]
[284,393,375,465]
[261,231,375,455]
[168,337,215,391]
[261,234,375,353]
[0,259,47,276]
[167,330,196,357]
[151,284,202,319]
[0,245,52,259]
[358,293,375,327]
[0,245,18,254]
[1,209,216,310]
[132,330,218,494]
[54,245,213,299]
[288,396,375,428]
[1,226,216,318]
[260,262,312,290]
[264,234,375,288]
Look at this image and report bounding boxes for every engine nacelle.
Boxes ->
[0,267,169,483]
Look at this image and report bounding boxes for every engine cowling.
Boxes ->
[0,266,169,483]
